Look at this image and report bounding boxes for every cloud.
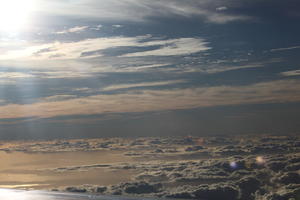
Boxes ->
[115,63,172,72]
[0,135,298,199]
[276,172,300,185]
[0,79,16,85]
[216,6,228,11]
[121,38,211,57]
[111,181,162,195]
[0,35,271,79]
[112,25,123,28]
[281,69,300,77]
[41,95,78,102]
[0,72,35,85]
[101,80,186,91]
[183,63,264,74]
[65,187,87,193]
[0,35,210,60]
[54,26,89,34]
[190,184,239,200]
[52,164,111,172]
[36,0,252,24]
[1,134,299,199]
[90,25,103,31]
[0,72,35,79]
[270,46,300,52]
[62,182,162,195]
[262,184,300,200]
[0,79,299,120]
[0,99,6,104]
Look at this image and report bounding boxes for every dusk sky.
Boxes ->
[0,0,300,139]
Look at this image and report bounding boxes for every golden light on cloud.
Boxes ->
[0,0,35,33]
[0,79,299,120]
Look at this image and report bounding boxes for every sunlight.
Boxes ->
[0,189,25,200]
[0,0,35,33]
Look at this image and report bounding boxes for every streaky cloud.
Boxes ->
[0,79,300,120]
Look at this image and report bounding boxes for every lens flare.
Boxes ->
[230,161,238,169]
[256,156,266,165]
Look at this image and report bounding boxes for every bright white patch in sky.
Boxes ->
[55,26,89,34]
[112,25,123,28]
[0,0,35,33]
[281,69,300,77]
[216,6,228,11]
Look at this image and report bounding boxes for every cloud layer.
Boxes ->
[35,0,253,24]
[2,135,296,200]
[0,79,299,119]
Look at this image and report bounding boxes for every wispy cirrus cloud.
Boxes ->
[101,80,186,91]
[36,0,252,24]
[0,72,35,79]
[54,26,89,35]
[0,79,300,120]
[281,69,300,77]
[270,46,300,52]
[41,95,78,102]
[120,38,211,57]
[0,35,210,61]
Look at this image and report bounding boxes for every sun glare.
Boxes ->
[0,0,35,33]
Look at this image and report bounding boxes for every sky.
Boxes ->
[0,0,299,139]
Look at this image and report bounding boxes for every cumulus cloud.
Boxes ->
[1,135,299,199]
[52,164,111,172]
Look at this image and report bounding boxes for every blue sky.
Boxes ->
[0,0,299,139]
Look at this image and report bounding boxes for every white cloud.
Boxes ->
[55,26,89,34]
[0,72,35,79]
[281,69,300,77]
[112,25,123,28]
[0,35,210,61]
[216,6,228,11]
[90,25,102,31]
[121,38,211,57]
[205,13,251,24]
[270,46,300,52]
